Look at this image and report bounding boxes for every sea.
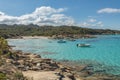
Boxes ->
[7,35,120,75]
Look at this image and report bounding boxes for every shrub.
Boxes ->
[0,73,7,80]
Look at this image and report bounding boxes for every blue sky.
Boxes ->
[0,0,120,30]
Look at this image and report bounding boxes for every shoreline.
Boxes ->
[2,46,119,80]
[6,36,120,80]
[12,50,120,80]
[22,36,49,39]
[9,50,81,80]
[7,36,120,76]
[7,34,97,40]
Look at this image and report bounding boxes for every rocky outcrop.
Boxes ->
[0,62,26,80]
[4,50,76,80]
[1,49,120,80]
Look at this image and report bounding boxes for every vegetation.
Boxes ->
[0,24,120,38]
[0,73,7,80]
[0,37,19,61]
[0,37,9,55]
[14,72,25,80]
[0,26,120,79]
[0,37,26,80]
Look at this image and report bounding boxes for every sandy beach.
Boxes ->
[22,36,49,39]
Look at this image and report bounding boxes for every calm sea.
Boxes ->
[7,35,120,75]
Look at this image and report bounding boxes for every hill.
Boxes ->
[0,24,120,38]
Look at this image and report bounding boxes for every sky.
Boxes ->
[0,0,120,30]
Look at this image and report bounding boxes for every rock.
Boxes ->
[17,60,24,65]
[15,50,23,54]
[62,77,71,80]
[66,73,76,80]
[49,62,59,68]
[57,72,65,80]
[28,54,41,59]
[32,66,40,71]
[12,61,20,66]
[60,67,68,72]
[33,54,41,58]
[6,59,13,63]
[36,63,41,67]
[25,66,30,71]
[18,55,29,59]
[23,53,31,55]
[42,58,51,62]
[17,65,25,70]
[32,58,43,64]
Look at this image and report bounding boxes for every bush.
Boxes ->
[14,72,25,80]
[0,37,9,55]
[0,73,7,80]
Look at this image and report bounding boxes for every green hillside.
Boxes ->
[0,24,120,38]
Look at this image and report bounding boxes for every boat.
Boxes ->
[57,40,66,43]
[77,43,90,47]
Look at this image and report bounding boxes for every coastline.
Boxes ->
[11,50,120,80]
[7,34,97,40]
[6,36,120,80]
[22,36,49,39]
[9,50,80,80]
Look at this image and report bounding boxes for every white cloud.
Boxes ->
[78,18,104,28]
[97,21,102,25]
[79,22,90,27]
[88,18,96,23]
[92,21,103,27]
[79,22,104,28]
[33,6,65,16]
[0,6,74,26]
[0,12,5,16]
[98,8,120,13]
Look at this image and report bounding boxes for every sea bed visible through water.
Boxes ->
[7,35,120,75]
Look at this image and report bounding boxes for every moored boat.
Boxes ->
[77,43,90,47]
[57,40,66,43]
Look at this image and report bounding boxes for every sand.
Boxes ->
[22,71,60,80]
[22,36,49,39]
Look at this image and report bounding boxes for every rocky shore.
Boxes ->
[8,50,78,80]
[1,35,120,80]
[1,49,119,80]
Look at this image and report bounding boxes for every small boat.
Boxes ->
[77,43,90,47]
[57,40,66,43]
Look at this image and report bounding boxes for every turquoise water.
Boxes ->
[7,35,120,75]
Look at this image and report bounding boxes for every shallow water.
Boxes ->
[7,35,120,75]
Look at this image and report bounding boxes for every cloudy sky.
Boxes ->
[0,0,120,30]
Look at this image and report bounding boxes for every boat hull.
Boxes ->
[77,44,90,47]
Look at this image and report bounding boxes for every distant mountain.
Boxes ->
[0,24,120,38]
